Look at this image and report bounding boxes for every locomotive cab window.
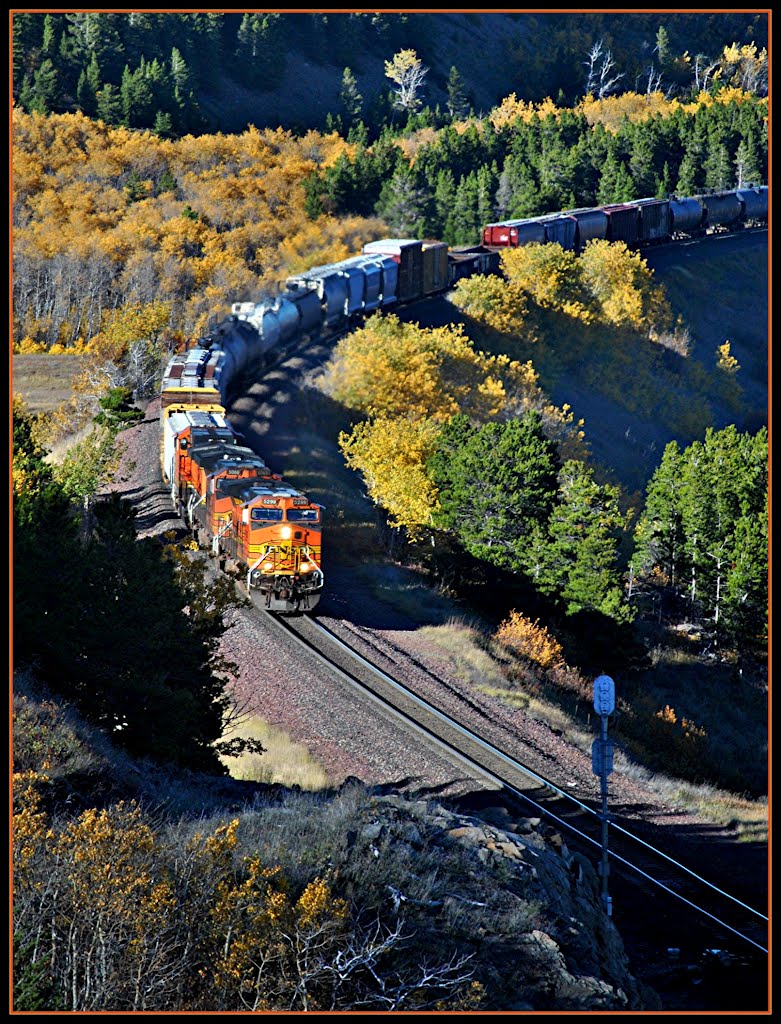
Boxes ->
[251,508,284,523]
[286,509,320,523]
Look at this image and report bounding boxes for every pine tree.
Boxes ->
[96,82,122,124]
[734,135,762,188]
[429,412,561,574]
[76,53,100,115]
[82,12,125,82]
[156,167,178,196]
[655,160,673,198]
[446,65,469,120]
[376,164,430,237]
[124,169,147,203]
[542,460,631,622]
[41,13,58,60]
[28,59,61,115]
[12,13,43,93]
[339,67,363,126]
[675,149,699,196]
[597,148,635,204]
[632,440,686,589]
[655,25,672,69]
[153,110,173,137]
[629,129,656,197]
[704,139,733,191]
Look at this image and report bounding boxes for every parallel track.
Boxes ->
[255,604,767,968]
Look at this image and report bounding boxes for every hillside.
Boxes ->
[203,11,769,133]
[550,230,768,496]
[13,11,768,135]
[13,678,659,1011]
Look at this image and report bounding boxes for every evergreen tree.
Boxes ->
[429,412,561,574]
[96,82,122,124]
[655,25,672,69]
[76,68,96,116]
[597,148,635,204]
[632,426,767,647]
[93,387,144,431]
[153,110,173,138]
[446,65,469,120]
[631,441,686,590]
[156,167,179,196]
[375,164,430,237]
[734,134,762,187]
[12,13,43,93]
[124,169,147,203]
[655,160,673,197]
[82,12,126,82]
[28,59,61,115]
[629,128,657,196]
[704,139,733,191]
[541,460,631,621]
[120,62,156,128]
[339,67,363,126]
[675,148,700,196]
[40,13,58,60]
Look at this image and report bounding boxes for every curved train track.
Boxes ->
[250,601,767,972]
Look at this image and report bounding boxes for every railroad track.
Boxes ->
[256,604,768,978]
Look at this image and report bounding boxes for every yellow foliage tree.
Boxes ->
[489,94,563,130]
[717,341,740,373]
[321,314,539,424]
[578,239,673,333]
[579,91,681,131]
[339,416,442,537]
[451,274,533,337]
[500,244,595,322]
[88,300,172,363]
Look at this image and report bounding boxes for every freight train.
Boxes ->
[159,185,768,613]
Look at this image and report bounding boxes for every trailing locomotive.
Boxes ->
[159,185,767,612]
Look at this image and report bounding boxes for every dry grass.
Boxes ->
[417,620,508,687]
[615,754,768,842]
[219,716,330,791]
[12,354,83,413]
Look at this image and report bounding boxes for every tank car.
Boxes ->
[697,190,743,232]
[736,185,768,225]
[669,196,705,238]
[563,207,609,251]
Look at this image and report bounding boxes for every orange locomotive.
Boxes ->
[160,341,324,613]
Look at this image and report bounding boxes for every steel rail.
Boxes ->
[262,609,767,955]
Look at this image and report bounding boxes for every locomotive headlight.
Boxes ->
[281,526,292,539]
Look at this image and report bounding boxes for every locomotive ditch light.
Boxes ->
[300,563,311,572]
[263,562,274,572]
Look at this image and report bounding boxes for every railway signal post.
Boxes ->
[592,674,616,918]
